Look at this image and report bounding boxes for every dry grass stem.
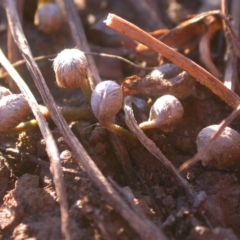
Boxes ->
[124,96,196,199]
[108,177,148,219]
[179,105,240,172]
[6,0,24,93]
[221,0,238,91]
[60,0,101,88]
[199,19,222,78]
[105,13,240,110]
[0,52,154,79]
[158,13,220,51]
[4,1,169,239]
[223,50,238,91]
[231,0,240,35]
[0,47,71,239]
[108,133,137,182]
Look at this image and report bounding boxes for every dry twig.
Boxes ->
[105,13,240,109]
[4,1,168,239]
[221,0,238,91]
[108,133,137,183]
[60,3,169,238]
[179,105,240,171]
[0,48,71,240]
[59,0,101,89]
[199,16,222,78]
[0,52,153,79]
[124,96,195,198]
[230,0,240,34]
[108,177,148,219]
[6,0,24,93]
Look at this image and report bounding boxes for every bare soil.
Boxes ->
[0,0,240,239]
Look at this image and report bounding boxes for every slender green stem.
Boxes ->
[81,77,92,103]
[104,122,138,144]
[39,105,93,121]
[7,119,39,135]
[2,106,93,135]
[58,106,93,121]
[139,120,156,130]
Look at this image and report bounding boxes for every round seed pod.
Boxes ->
[149,63,183,80]
[34,3,64,34]
[139,94,184,132]
[0,94,30,133]
[0,86,12,100]
[91,80,123,124]
[53,48,88,89]
[196,125,240,170]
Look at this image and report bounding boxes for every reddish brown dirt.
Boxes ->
[0,1,240,240]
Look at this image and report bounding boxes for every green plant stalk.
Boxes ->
[3,106,93,135]
[58,106,93,121]
[81,76,92,103]
[103,121,138,144]
[139,120,156,130]
[7,119,39,134]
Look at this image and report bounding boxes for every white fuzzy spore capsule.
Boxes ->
[34,3,64,34]
[196,125,240,170]
[53,48,88,89]
[139,95,184,132]
[91,81,123,124]
[0,94,30,133]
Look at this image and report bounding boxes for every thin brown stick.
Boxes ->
[108,177,147,219]
[219,11,240,59]
[0,52,153,79]
[6,0,24,93]
[199,20,222,78]
[60,0,101,89]
[108,133,136,182]
[124,96,196,199]
[179,104,240,172]
[3,1,70,239]
[221,0,238,91]
[59,2,169,238]
[229,1,240,93]
[223,50,238,91]
[4,1,168,239]
[105,13,240,110]
[221,0,228,20]
[0,48,71,240]
[230,0,240,35]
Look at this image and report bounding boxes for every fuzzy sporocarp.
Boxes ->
[196,125,240,170]
[139,94,184,132]
[0,94,29,133]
